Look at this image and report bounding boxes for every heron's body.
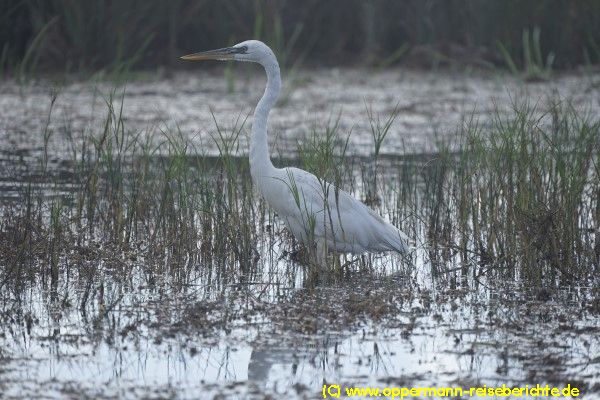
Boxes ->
[255,165,409,254]
[182,40,410,261]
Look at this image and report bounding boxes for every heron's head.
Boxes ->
[180,40,276,66]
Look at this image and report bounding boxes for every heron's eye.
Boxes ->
[235,46,248,54]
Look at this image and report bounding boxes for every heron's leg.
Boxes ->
[315,239,327,267]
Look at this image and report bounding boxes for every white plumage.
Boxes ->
[181,40,410,263]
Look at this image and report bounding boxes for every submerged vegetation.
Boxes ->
[0,92,598,301]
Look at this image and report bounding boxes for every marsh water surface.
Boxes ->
[1,69,599,399]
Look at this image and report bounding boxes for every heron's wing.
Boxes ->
[281,167,357,217]
[279,167,409,252]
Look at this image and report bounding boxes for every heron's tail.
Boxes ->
[381,224,412,254]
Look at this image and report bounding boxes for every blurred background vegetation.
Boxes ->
[1,0,600,76]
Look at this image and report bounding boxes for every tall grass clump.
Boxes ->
[364,102,400,205]
[297,113,350,188]
[294,113,352,268]
[498,27,555,81]
[423,101,599,286]
[0,94,267,300]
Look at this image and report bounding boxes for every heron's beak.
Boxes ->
[180,47,236,61]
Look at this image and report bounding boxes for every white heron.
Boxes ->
[181,40,410,264]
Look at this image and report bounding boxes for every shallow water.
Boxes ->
[1,68,599,158]
[1,268,599,399]
[1,69,600,399]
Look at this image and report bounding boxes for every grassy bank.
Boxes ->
[2,0,600,78]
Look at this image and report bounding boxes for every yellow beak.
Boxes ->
[180,47,236,61]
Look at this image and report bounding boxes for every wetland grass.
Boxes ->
[3,1,600,76]
[422,100,599,286]
[0,93,598,305]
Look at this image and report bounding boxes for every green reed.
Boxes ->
[421,100,599,286]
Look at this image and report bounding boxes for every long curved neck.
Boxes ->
[250,59,280,182]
